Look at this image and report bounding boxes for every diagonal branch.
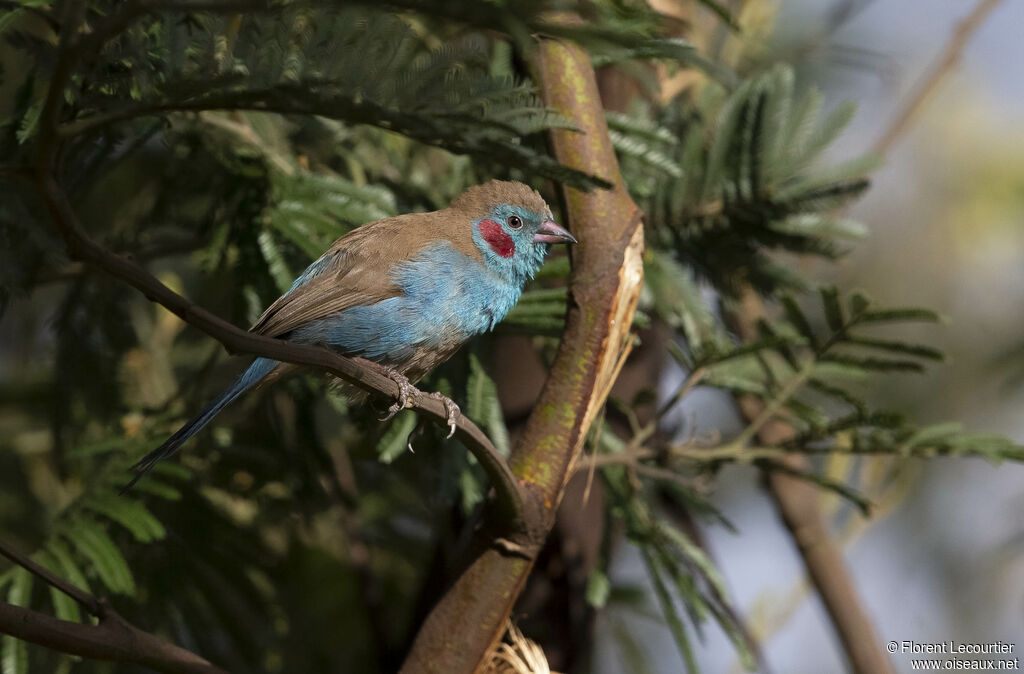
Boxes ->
[32,173,527,531]
[0,540,99,617]
[728,288,893,674]
[28,0,526,552]
[0,539,228,674]
[872,0,1006,155]
[400,16,645,672]
[0,603,227,674]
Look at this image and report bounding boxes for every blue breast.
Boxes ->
[293,242,521,363]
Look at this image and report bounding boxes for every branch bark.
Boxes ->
[0,539,227,674]
[729,289,894,674]
[400,21,644,673]
[0,603,227,674]
[741,5,1009,667]
[5,3,531,669]
[31,174,527,532]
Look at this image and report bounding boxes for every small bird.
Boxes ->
[127,180,575,486]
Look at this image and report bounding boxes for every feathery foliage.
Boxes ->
[0,1,1017,673]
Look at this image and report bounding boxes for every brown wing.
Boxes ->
[248,210,481,338]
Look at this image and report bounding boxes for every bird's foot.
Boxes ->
[380,368,417,422]
[399,395,457,454]
[375,366,459,440]
[428,391,460,439]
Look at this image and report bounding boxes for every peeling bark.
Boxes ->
[400,30,644,674]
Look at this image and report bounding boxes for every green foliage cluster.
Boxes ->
[0,1,1019,673]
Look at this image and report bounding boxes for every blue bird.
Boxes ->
[127,180,575,486]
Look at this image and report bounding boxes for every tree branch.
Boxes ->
[0,539,228,674]
[32,172,526,530]
[728,288,893,674]
[15,5,543,670]
[872,0,1005,155]
[400,16,645,672]
[27,0,524,529]
[0,603,227,674]
[0,540,99,617]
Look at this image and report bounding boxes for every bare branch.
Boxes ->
[32,173,527,530]
[0,540,100,617]
[0,603,228,674]
[401,18,645,671]
[0,538,228,674]
[729,288,894,674]
[873,0,1006,154]
[28,0,528,551]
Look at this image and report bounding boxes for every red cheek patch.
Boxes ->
[478,218,515,258]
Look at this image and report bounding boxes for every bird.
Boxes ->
[125,180,576,488]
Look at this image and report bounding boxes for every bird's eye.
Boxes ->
[507,215,523,230]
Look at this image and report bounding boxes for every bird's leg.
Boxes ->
[380,367,417,421]
[428,391,460,439]
[372,363,459,439]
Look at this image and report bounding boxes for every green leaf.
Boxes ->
[660,525,727,600]
[703,359,771,396]
[2,569,31,674]
[44,540,91,596]
[586,570,611,608]
[820,286,845,334]
[257,230,296,294]
[33,550,81,624]
[0,631,26,674]
[131,479,182,501]
[758,458,871,514]
[781,295,818,350]
[86,494,167,543]
[459,465,485,514]
[641,549,697,674]
[645,250,719,349]
[848,290,872,318]
[61,518,135,595]
[15,100,42,145]
[899,422,964,453]
[843,336,944,361]
[695,0,741,30]
[466,353,510,456]
[791,100,856,172]
[0,9,25,37]
[770,214,867,240]
[806,378,867,415]
[856,308,943,325]
[820,353,926,373]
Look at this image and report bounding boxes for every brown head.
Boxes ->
[442,180,576,284]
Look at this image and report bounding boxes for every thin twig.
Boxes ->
[653,366,707,421]
[0,540,100,617]
[33,174,527,530]
[0,603,228,674]
[729,287,894,674]
[731,360,815,449]
[0,539,228,674]
[29,0,527,531]
[872,0,1006,155]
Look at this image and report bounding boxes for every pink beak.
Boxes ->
[533,220,577,244]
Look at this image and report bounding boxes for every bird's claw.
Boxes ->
[405,419,425,454]
[380,368,417,422]
[377,367,459,443]
[428,392,460,439]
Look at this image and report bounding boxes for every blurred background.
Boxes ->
[595,1,1024,671]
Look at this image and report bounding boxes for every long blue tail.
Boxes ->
[124,357,278,491]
